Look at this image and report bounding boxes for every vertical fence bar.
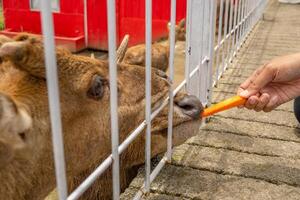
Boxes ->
[221,0,229,74]
[235,0,242,51]
[215,0,224,84]
[167,0,176,161]
[106,0,120,199]
[246,0,250,34]
[239,0,245,47]
[230,0,238,60]
[226,0,234,65]
[241,0,247,39]
[185,0,192,92]
[40,1,68,200]
[207,0,217,105]
[145,0,152,192]
[246,0,250,35]
[199,0,207,102]
[83,0,88,47]
[250,0,254,32]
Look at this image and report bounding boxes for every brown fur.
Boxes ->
[122,19,186,72]
[0,33,202,200]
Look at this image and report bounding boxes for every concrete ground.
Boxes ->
[121,0,300,199]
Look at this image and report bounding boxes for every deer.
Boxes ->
[122,19,186,72]
[0,33,203,200]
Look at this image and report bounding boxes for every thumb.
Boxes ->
[240,66,275,98]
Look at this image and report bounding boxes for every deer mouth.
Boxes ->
[151,94,203,134]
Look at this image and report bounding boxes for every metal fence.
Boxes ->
[39,0,267,199]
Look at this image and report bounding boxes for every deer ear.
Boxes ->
[178,18,186,28]
[0,41,27,61]
[0,35,13,47]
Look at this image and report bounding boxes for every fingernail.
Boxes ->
[240,90,249,97]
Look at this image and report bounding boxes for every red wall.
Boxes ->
[3,0,84,38]
[2,0,186,51]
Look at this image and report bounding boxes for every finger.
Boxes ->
[239,65,267,98]
[254,93,270,112]
[239,66,265,89]
[246,65,276,96]
[263,95,279,112]
[245,96,259,110]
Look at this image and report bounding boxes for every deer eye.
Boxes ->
[87,75,106,101]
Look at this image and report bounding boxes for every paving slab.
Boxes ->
[125,164,300,200]
[217,108,298,128]
[172,144,300,186]
[204,117,300,143]
[188,130,300,159]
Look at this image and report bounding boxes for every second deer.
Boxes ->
[122,19,186,72]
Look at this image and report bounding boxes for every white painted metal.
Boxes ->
[215,0,225,84]
[106,0,121,199]
[83,0,88,47]
[40,1,67,200]
[144,0,152,192]
[167,0,177,161]
[39,0,268,199]
[207,0,218,106]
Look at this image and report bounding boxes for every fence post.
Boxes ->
[207,0,217,107]
[40,1,68,199]
[167,0,177,161]
[145,0,152,193]
[83,0,88,47]
[106,0,121,199]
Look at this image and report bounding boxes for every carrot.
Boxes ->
[202,95,246,117]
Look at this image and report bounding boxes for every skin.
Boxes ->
[0,34,203,200]
[237,52,300,112]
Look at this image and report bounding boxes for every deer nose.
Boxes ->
[176,95,204,119]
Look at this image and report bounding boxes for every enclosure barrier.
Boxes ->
[39,0,268,199]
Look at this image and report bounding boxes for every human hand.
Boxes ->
[237,53,300,112]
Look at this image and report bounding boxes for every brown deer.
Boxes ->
[0,33,203,200]
[122,19,186,72]
[0,35,13,46]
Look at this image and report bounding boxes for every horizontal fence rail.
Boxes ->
[38,0,268,199]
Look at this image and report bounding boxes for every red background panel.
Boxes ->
[2,0,187,51]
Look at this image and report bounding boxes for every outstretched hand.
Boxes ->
[237,53,300,112]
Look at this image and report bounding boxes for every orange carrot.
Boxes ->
[202,95,246,118]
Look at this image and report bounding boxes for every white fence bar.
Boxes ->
[235,0,242,51]
[167,0,176,161]
[145,0,152,192]
[184,0,192,91]
[221,0,230,76]
[106,0,121,199]
[227,0,234,62]
[40,1,68,200]
[207,0,217,106]
[83,0,88,46]
[215,0,224,84]
[230,0,238,59]
[238,0,245,48]
[198,0,207,104]
[42,0,268,199]
[212,0,266,86]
